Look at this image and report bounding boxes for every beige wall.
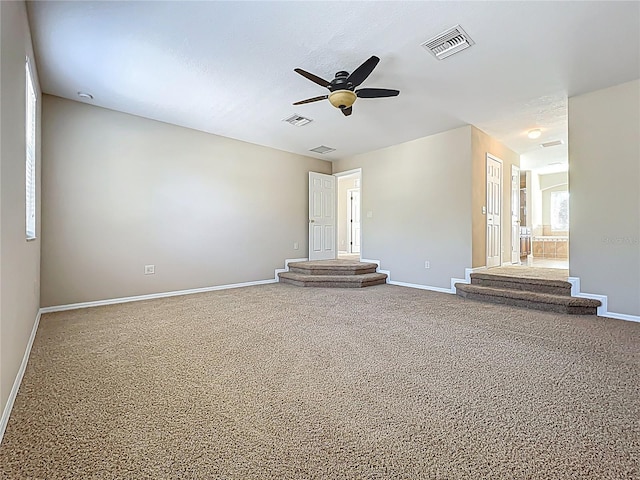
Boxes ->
[471,127,520,268]
[41,96,331,307]
[333,126,473,289]
[337,175,359,253]
[0,1,41,421]
[569,79,640,317]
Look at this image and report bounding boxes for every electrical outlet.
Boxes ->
[293,242,299,250]
[144,265,155,275]
[424,261,430,269]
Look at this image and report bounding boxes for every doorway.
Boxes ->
[518,169,569,270]
[335,169,362,260]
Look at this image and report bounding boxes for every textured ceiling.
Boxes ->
[27,1,640,170]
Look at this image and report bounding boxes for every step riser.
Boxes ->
[279,277,386,288]
[457,290,598,315]
[289,266,377,276]
[471,278,571,296]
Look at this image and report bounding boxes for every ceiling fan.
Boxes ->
[293,56,399,116]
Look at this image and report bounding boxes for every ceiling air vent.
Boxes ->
[309,145,336,154]
[283,114,313,127]
[421,25,474,60]
[540,140,564,148]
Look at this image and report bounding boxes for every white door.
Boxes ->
[511,165,520,264]
[348,189,361,254]
[309,172,336,260]
[486,155,502,268]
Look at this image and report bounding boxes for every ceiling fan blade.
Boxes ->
[356,88,400,98]
[347,56,380,87]
[341,106,352,116]
[293,95,328,105]
[294,68,331,88]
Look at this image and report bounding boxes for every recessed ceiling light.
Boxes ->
[77,92,93,100]
[527,129,542,139]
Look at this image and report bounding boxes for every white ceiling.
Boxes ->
[27,1,640,168]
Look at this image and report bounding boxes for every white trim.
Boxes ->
[274,257,309,280]
[568,277,640,323]
[360,258,391,283]
[0,311,41,444]
[389,280,453,294]
[333,168,362,178]
[40,279,278,314]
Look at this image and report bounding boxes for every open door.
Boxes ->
[309,172,336,260]
[486,155,502,268]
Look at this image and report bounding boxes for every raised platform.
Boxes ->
[455,268,601,315]
[279,260,387,288]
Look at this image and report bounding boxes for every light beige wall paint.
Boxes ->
[471,127,520,268]
[539,171,568,191]
[41,96,331,307]
[530,171,542,229]
[569,79,640,316]
[337,175,359,253]
[333,126,473,288]
[1,1,41,417]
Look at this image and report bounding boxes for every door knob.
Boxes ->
[309,219,315,223]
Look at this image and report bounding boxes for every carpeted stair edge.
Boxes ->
[279,272,387,288]
[287,262,378,276]
[471,273,572,289]
[471,276,572,296]
[455,283,601,315]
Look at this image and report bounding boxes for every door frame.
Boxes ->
[346,188,361,254]
[511,164,521,264]
[334,168,362,258]
[486,154,503,268]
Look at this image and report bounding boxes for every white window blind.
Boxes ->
[26,58,37,240]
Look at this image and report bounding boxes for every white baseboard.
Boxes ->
[360,258,391,283]
[388,280,453,294]
[40,278,278,314]
[0,310,41,445]
[568,277,640,323]
[273,257,309,280]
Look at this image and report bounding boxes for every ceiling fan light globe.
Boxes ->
[328,90,357,109]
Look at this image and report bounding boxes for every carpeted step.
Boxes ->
[287,260,378,276]
[470,273,572,296]
[454,283,601,315]
[279,271,387,288]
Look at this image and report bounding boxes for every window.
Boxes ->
[550,191,569,231]
[25,58,37,240]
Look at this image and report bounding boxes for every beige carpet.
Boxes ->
[1,284,638,479]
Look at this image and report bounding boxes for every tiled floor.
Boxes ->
[522,256,569,269]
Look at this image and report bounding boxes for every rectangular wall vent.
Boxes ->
[309,145,335,154]
[283,114,313,126]
[421,25,474,60]
[540,140,564,148]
